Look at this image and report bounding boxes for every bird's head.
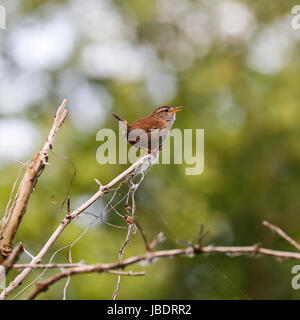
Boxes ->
[151,106,182,122]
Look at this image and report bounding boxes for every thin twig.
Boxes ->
[12,263,83,269]
[0,100,68,263]
[2,242,24,273]
[263,220,300,251]
[11,245,72,300]
[136,221,151,252]
[112,178,139,300]
[105,270,146,276]
[0,153,152,300]
[1,161,29,231]
[24,241,300,300]
[149,232,165,251]
[112,226,133,300]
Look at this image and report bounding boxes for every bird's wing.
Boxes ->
[128,128,163,151]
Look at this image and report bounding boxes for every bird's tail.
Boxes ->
[112,112,125,122]
[112,112,130,135]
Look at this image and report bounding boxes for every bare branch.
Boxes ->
[2,100,299,302]
[0,99,68,263]
[136,221,151,252]
[112,226,132,300]
[2,242,24,273]
[149,232,165,251]
[22,239,300,300]
[112,177,139,300]
[0,153,153,300]
[263,220,300,252]
[3,161,29,220]
[106,270,146,276]
[12,263,83,269]
[25,266,145,300]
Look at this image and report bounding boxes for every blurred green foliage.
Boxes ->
[1,0,300,299]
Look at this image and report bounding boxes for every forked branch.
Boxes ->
[21,223,300,300]
[1,101,300,301]
[0,151,153,299]
[0,100,68,263]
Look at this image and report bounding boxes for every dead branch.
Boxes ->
[2,242,24,273]
[0,100,68,263]
[112,175,140,300]
[262,220,300,251]
[12,263,84,269]
[2,101,300,301]
[0,152,153,300]
[149,232,165,251]
[22,234,300,300]
[112,225,133,300]
[136,220,151,252]
[25,268,146,300]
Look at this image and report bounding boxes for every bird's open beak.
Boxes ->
[171,107,182,114]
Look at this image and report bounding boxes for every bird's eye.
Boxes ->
[165,109,168,112]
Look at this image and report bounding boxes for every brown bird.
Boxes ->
[112,106,182,153]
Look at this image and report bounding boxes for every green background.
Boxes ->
[0,0,300,299]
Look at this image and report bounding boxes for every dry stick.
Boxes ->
[13,263,83,269]
[63,198,73,300]
[59,179,131,289]
[135,221,151,252]
[24,241,300,300]
[149,232,165,251]
[0,153,152,300]
[112,177,138,300]
[262,220,300,251]
[112,225,133,300]
[61,205,103,299]
[2,160,29,226]
[2,242,24,273]
[98,180,132,230]
[0,100,68,263]
[26,268,146,300]
[63,248,72,300]
[14,244,300,270]
[13,263,147,272]
[107,270,146,276]
[12,244,73,300]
